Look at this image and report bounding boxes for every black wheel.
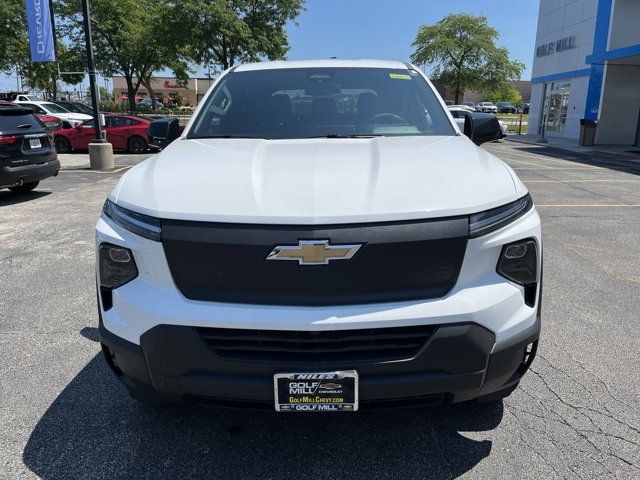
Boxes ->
[55,136,72,153]
[8,181,39,194]
[128,136,148,154]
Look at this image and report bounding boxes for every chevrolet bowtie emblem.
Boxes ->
[266,240,362,265]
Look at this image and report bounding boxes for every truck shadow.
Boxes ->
[23,354,503,480]
[0,190,51,207]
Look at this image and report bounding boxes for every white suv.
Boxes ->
[14,100,92,128]
[96,60,541,411]
[475,102,498,113]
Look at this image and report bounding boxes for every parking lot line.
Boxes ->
[513,167,607,171]
[536,204,640,207]
[562,242,640,285]
[525,179,639,183]
[493,147,601,166]
[503,158,555,169]
[59,166,132,174]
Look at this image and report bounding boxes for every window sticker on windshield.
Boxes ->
[389,73,412,80]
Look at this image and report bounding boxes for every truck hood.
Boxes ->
[112,135,524,224]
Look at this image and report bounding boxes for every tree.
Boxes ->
[58,0,189,110]
[18,41,85,99]
[485,84,522,106]
[178,0,305,70]
[0,0,24,73]
[90,86,114,102]
[1,1,83,98]
[411,13,524,104]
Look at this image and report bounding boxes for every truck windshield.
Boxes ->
[189,68,455,139]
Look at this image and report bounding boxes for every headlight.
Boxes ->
[497,238,538,307]
[469,194,533,238]
[98,243,138,311]
[99,243,138,289]
[103,199,161,241]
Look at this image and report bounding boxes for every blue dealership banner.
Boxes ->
[25,0,56,62]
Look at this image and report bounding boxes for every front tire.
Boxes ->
[127,136,148,154]
[55,136,72,154]
[8,181,39,194]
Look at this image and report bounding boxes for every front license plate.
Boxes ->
[274,371,358,412]
[29,138,42,149]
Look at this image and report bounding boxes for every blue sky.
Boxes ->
[1,1,540,93]
[286,0,540,79]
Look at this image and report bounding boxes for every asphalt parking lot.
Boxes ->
[1,143,639,479]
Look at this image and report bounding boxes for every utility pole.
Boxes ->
[81,0,103,142]
[48,0,59,100]
[81,0,114,169]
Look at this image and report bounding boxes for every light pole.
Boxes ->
[81,0,102,141]
[81,0,113,169]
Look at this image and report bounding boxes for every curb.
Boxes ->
[505,137,640,162]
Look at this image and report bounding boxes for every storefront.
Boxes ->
[529,0,640,145]
[112,76,216,107]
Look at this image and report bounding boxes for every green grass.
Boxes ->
[496,113,529,134]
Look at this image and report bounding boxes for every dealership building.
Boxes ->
[528,0,640,145]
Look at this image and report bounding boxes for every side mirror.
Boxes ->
[463,112,501,145]
[147,117,180,149]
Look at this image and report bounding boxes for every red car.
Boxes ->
[54,114,152,154]
[38,115,63,132]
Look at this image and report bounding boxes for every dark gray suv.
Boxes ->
[0,104,59,194]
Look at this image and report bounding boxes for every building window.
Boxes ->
[541,81,571,135]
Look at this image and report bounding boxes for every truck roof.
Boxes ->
[234,59,410,72]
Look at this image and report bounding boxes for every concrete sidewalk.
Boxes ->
[506,134,640,161]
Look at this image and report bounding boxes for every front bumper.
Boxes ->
[99,313,540,406]
[96,205,542,407]
[0,157,59,189]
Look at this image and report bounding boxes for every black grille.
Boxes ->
[162,217,468,306]
[196,325,438,364]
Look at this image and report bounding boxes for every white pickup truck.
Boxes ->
[96,59,541,411]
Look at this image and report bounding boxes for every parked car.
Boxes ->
[519,103,530,114]
[146,117,186,149]
[463,102,476,109]
[1,93,41,102]
[0,100,63,132]
[496,102,517,114]
[475,102,498,113]
[14,100,92,128]
[498,120,508,137]
[53,101,93,116]
[96,60,541,409]
[444,100,454,106]
[0,103,59,194]
[54,114,152,153]
[448,104,475,112]
[37,114,64,132]
[448,106,506,139]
